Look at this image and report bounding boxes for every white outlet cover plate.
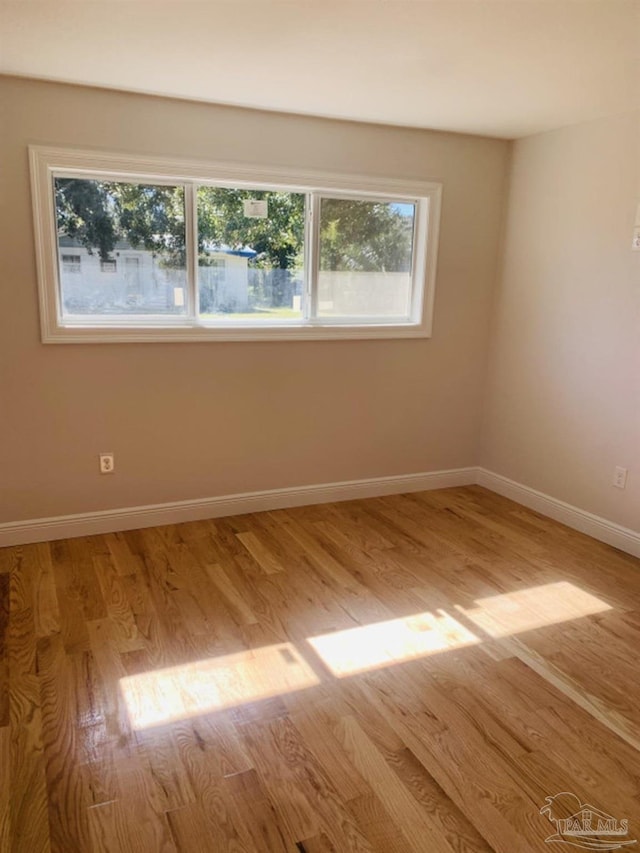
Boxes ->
[99,453,115,473]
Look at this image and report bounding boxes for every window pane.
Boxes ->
[197,187,305,321]
[317,198,415,318]
[55,178,187,316]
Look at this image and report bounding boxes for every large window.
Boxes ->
[30,147,441,342]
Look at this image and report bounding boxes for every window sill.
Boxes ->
[42,320,431,344]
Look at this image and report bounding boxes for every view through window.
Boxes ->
[197,186,306,321]
[317,197,415,318]
[55,178,188,316]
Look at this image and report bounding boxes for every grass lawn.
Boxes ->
[200,306,302,320]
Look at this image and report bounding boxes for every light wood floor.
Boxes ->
[3,486,640,852]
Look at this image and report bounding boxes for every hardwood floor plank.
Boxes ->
[236,530,285,575]
[9,545,52,853]
[165,801,220,853]
[93,554,145,653]
[495,633,640,752]
[296,833,338,852]
[277,514,365,593]
[173,714,253,780]
[88,798,177,853]
[0,572,9,727]
[104,531,145,577]
[29,543,60,641]
[226,769,292,853]
[167,764,256,852]
[387,747,493,852]
[133,730,196,813]
[241,714,374,852]
[357,671,538,852]
[238,718,322,843]
[86,618,132,737]
[205,562,259,626]
[50,540,102,654]
[37,631,92,852]
[333,714,455,852]
[287,705,370,802]
[345,793,415,853]
[0,724,10,852]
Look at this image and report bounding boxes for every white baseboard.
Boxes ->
[477,468,640,559]
[0,467,476,547]
[4,466,638,558]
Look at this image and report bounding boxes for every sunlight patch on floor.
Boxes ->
[456,581,611,638]
[120,643,319,729]
[307,610,480,677]
[121,581,613,728]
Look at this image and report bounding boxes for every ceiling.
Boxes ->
[1,1,638,139]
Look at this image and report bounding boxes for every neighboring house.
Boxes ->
[58,238,255,314]
[198,244,257,314]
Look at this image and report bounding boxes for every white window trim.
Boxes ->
[29,145,442,344]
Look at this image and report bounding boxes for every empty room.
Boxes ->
[1,1,639,851]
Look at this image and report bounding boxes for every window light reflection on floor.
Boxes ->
[307,610,480,677]
[455,581,611,638]
[120,581,613,730]
[120,643,319,730]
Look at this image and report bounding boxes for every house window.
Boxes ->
[61,253,81,273]
[30,146,441,343]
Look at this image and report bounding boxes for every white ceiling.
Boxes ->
[1,1,638,139]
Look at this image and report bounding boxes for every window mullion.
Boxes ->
[306,192,321,321]
[302,192,312,321]
[185,183,198,323]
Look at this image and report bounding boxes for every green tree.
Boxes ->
[319,199,413,273]
[196,187,305,271]
[56,181,412,273]
[55,178,186,264]
[55,179,305,272]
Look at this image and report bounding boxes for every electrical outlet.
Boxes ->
[613,466,627,489]
[99,453,115,474]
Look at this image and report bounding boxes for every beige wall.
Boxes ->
[0,76,509,522]
[481,112,640,532]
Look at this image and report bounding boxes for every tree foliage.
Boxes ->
[55,179,186,264]
[319,199,413,273]
[55,179,306,271]
[197,187,304,271]
[55,179,414,275]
